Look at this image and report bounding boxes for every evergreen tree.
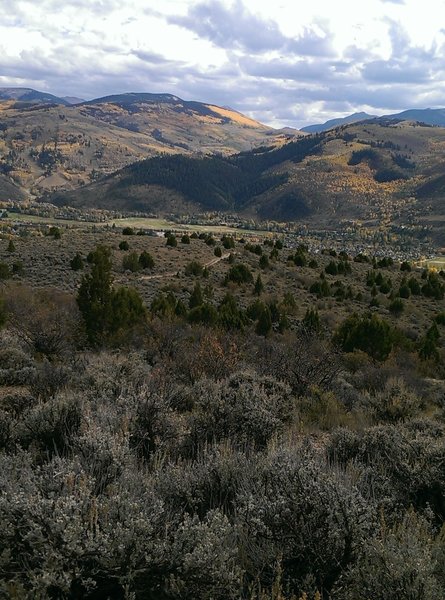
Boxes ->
[0,262,11,280]
[259,254,269,269]
[77,245,113,345]
[12,261,24,276]
[188,303,218,325]
[269,248,279,261]
[333,312,394,361]
[325,261,338,275]
[389,298,404,315]
[303,307,321,333]
[225,263,253,285]
[48,226,61,239]
[150,292,177,317]
[399,279,411,298]
[109,287,146,336]
[256,305,272,337]
[408,277,421,295]
[278,312,290,333]
[189,281,203,309]
[247,299,265,321]
[218,293,248,330]
[70,253,84,271]
[400,261,412,272]
[139,251,154,269]
[418,323,440,361]
[7,239,15,253]
[254,274,264,296]
[222,235,235,249]
[122,252,141,272]
[166,234,177,247]
[185,261,204,276]
[294,253,307,267]
[78,245,146,345]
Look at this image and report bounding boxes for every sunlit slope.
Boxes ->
[51,120,445,231]
[0,93,291,199]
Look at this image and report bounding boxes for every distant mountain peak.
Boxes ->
[81,92,186,106]
[0,87,69,105]
[62,96,84,105]
[301,112,375,133]
[302,108,445,133]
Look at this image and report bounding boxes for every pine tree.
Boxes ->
[122,252,141,272]
[218,293,247,330]
[109,287,146,335]
[418,323,440,361]
[189,281,203,309]
[77,245,146,345]
[70,252,84,271]
[303,307,321,333]
[259,254,269,269]
[77,245,113,345]
[254,274,264,296]
[256,305,272,337]
[139,251,154,269]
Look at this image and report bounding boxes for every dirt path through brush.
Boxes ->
[116,252,233,283]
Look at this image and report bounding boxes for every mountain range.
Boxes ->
[3,87,445,241]
[301,108,445,133]
[51,118,445,243]
[0,88,299,200]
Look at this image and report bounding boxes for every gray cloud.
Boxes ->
[238,56,337,82]
[169,0,335,57]
[362,59,435,84]
[170,0,287,53]
[0,0,444,129]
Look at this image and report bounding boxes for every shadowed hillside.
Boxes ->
[0,90,294,200]
[51,135,324,219]
[51,120,445,235]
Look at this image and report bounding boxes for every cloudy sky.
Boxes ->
[1,0,445,128]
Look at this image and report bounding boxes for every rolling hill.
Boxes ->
[51,119,445,238]
[0,89,295,200]
[4,87,445,241]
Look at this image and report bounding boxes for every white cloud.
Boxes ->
[0,0,444,128]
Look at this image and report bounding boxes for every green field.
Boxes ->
[108,217,272,236]
[2,212,273,237]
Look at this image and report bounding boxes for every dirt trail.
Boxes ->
[117,252,233,283]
